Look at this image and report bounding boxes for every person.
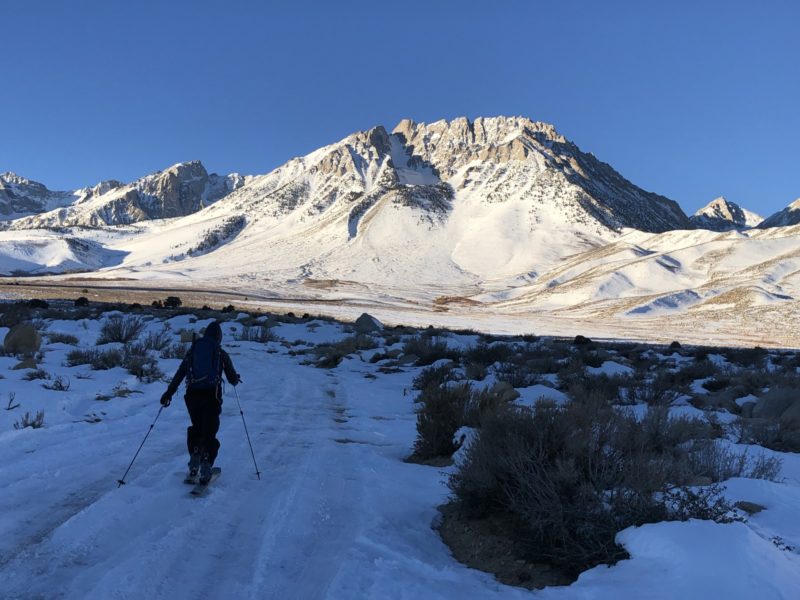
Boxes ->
[160,320,241,483]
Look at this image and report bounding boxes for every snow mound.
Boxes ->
[545,520,800,600]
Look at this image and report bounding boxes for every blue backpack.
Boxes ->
[187,336,222,390]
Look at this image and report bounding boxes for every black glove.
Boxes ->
[160,392,172,407]
[233,374,242,386]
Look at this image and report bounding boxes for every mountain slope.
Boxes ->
[0,172,85,219]
[5,162,245,229]
[690,197,763,231]
[758,199,800,228]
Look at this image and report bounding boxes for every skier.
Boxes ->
[160,320,241,484]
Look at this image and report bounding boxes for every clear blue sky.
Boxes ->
[2,0,797,216]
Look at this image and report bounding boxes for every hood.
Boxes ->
[203,321,223,343]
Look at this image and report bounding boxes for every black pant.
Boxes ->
[185,388,222,465]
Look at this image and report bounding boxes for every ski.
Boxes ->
[190,467,221,496]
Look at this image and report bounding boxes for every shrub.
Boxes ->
[47,332,80,345]
[237,325,278,343]
[313,335,378,368]
[97,316,146,344]
[42,375,70,391]
[160,342,189,359]
[14,410,45,429]
[141,328,173,351]
[463,343,514,367]
[74,296,90,307]
[163,296,182,309]
[413,383,472,459]
[66,347,125,370]
[22,368,50,381]
[27,298,49,309]
[403,335,460,366]
[448,400,771,576]
[412,363,456,391]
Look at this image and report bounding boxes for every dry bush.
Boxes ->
[413,383,473,459]
[723,346,768,370]
[237,324,278,343]
[314,334,379,368]
[160,342,189,359]
[567,374,634,405]
[14,410,45,430]
[97,316,146,344]
[412,363,456,391]
[23,368,50,381]
[140,328,173,351]
[463,343,514,368]
[736,418,800,453]
[42,375,70,391]
[403,335,460,366]
[47,332,79,345]
[66,347,125,370]
[448,399,771,576]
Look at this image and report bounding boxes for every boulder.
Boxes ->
[779,398,800,424]
[355,313,383,334]
[490,381,520,403]
[734,501,766,515]
[3,323,41,357]
[739,401,756,419]
[752,393,795,420]
[12,357,38,370]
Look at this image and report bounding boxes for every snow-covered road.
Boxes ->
[0,330,527,600]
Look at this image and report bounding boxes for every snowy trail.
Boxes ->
[0,350,371,600]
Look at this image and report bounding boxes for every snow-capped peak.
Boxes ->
[690,196,763,231]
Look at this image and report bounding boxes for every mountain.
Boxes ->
[0,172,84,218]
[161,116,692,287]
[690,197,763,231]
[758,199,800,229]
[5,161,245,229]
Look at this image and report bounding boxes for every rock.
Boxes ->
[490,381,520,403]
[180,330,195,343]
[739,401,756,419]
[779,399,800,424]
[3,323,41,356]
[354,313,383,334]
[397,353,419,366]
[752,393,795,420]
[12,357,38,370]
[734,500,766,515]
[669,341,682,350]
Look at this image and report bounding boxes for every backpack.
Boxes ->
[187,336,222,391]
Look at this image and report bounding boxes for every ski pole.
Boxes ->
[233,386,261,480]
[117,405,163,487]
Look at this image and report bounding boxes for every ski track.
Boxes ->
[0,353,366,600]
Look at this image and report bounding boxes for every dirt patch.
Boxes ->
[436,502,572,590]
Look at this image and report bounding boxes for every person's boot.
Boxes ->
[199,457,213,485]
[188,451,201,479]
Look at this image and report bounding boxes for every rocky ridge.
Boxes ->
[4,162,245,229]
[690,196,763,231]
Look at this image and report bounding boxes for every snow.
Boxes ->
[1,314,799,599]
[538,520,800,600]
[515,384,569,407]
[587,360,634,377]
